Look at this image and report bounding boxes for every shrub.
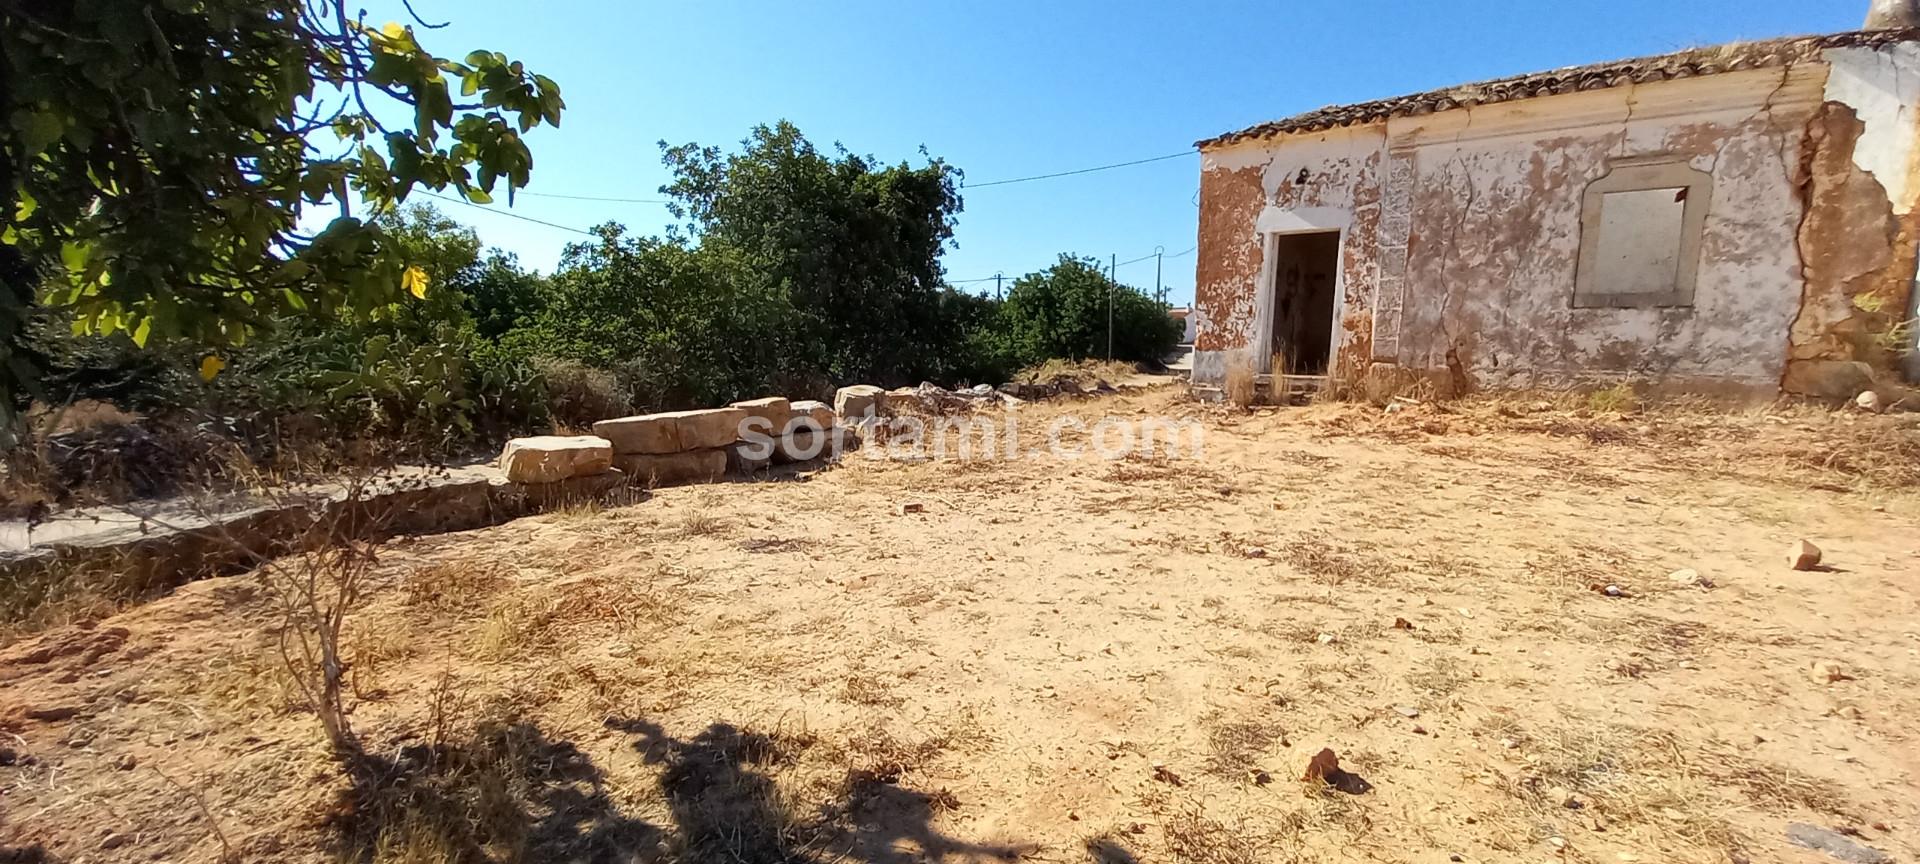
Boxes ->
[534,357,629,430]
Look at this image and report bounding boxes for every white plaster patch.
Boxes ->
[1823,42,1920,213]
[1254,206,1350,234]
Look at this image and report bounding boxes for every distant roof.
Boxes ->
[1196,28,1920,150]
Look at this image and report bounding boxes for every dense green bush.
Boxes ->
[993,255,1182,369]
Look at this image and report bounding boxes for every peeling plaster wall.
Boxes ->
[1190,63,1912,392]
[1390,67,1823,391]
[1192,126,1386,382]
[1791,43,1920,390]
[1822,43,1920,215]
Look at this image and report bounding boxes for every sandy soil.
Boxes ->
[3,386,1918,864]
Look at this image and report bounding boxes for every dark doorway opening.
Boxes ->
[1269,231,1341,375]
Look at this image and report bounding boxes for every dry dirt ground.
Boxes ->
[3,386,1919,864]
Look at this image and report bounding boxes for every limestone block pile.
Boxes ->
[592,407,743,487]
[499,387,876,499]
[725,395,861,472]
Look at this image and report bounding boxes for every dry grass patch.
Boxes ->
[175,646,305,720]
[1474,715,1856,860]
[0,552,158,645]
[1282,536,1404,587]
[1700,744,1855,819]
[1141,789,1280,864]
[402,558,511,614]
[1200,712,1288,776]
[474,571,684,660]
[1404,655,1473,700]
[344,624,418,699]
[1015,358,1142,387]
[839,673,904,707]
[1523,544,1640,592]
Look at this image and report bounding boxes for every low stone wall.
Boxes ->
[2,385,905,612]
[0,467,535,607]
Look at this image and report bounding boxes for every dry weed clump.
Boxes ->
[1222,353,1257,408]
[674,510,733,538]
[839,673,905,707]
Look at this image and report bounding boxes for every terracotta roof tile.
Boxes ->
[1196,28,1920,149]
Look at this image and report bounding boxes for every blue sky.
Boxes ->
[374,0,1866,307]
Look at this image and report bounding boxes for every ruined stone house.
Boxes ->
[1189,25,1920,398]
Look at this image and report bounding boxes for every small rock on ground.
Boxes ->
[1786,823,1892,864]
[1791,539,1823,571]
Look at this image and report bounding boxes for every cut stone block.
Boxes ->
[789,399,836,432]
[729,397,793,440]
[519,468,628,509]
[594,408,748,454]
[672,407,749,451]
[725,439,773,475]
[592,414,679,455]
[615,448,727,487]
[834,385,887,423]
[773,426,859,464]
[497,435,613,484]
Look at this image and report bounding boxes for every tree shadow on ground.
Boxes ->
[0,844,56,864]
[333,720,667,863]
[612,716,1028,864]
[333,714,1028,864]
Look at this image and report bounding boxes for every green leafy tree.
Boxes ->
[531,224,790,409]
[1,0,565,431]
[463,250,546,340]
[660,121,965,384]
[375,204,483,335]
[999,255,1182,367]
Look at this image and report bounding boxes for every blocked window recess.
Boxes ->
[1573,160,1713,309]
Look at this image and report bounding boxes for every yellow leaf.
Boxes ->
[199,355,226,381]
[403,265,429,299]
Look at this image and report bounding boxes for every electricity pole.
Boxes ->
[1154,246,1164,304]
[1107,253,1116,360]
[994,272,1003,300]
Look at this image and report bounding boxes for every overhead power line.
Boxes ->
[520,190,673,204]
[418,191,596,236]
[420,149,1198,208]
[960,150,1195,189]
